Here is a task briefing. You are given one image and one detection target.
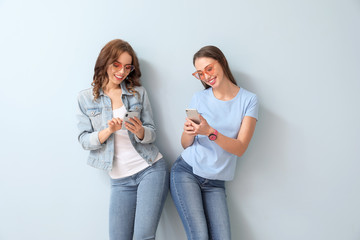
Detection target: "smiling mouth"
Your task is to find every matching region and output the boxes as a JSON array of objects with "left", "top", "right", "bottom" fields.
[
  {"left": 114, "top": 74, "right": 124, "bottom": 81},
  {"left": 207, "top": 77, "right": 216, "bottom": 85}
]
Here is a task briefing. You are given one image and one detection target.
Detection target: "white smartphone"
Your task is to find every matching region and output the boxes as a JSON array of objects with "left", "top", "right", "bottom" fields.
[
  {"left": 186, "top": 109, "right": 201, "bottom": 124},
  {"left": 122, "top": 111, "right": 140, "bottom": 130}
]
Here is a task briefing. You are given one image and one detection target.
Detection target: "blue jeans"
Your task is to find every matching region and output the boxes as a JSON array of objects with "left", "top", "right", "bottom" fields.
[
  {"left": 109, "top": 158, "right": 169, "bottom": 240},
  {"left": 170, "top": 156, "right": 231, "bottom": 240}
]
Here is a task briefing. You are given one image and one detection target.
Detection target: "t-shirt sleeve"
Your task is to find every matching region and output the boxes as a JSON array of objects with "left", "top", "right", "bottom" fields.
[{"left": 245, "top": 94, "right": 259, "bottom": 120}]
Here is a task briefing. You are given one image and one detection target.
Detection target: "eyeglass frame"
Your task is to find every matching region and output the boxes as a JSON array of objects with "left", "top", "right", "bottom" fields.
[
  {"left": 111, "top": 61, "right": 135, "bottom": 73},
  {"left": 192, "top": 61, "right": 217, "bottom": 80}
]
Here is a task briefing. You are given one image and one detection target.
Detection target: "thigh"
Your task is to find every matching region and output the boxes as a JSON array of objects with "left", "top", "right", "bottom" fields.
[
  {"left": 109, "top": 177, "right": 137, "bottom": 240},
  {"left": 170, "top": 157, "right": 209, "bottom": 240},
  {"left": 134, "top": 159, "right": 169, "bottom": 240},
  {"left": 202, "top": 181, "right": 231, "bottom": 240}
]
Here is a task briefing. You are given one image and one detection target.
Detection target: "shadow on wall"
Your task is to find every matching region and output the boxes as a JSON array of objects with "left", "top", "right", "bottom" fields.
[
  {"left": 227, "top": 105, "right": 290, "bottom": 240},
  {"left": 226, "top": 67, "right": 306, "bottom": 238},
  {"left": 225, "top": 71, "right": 291, "bottom": 239},
  {"left": 139, "top": 58, "right": 184, "bottom": 163}
]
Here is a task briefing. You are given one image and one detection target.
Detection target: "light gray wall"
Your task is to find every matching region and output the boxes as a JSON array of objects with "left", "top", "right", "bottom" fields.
[{"left": 1, "top": 0, "right": 359, "bottom": 239}]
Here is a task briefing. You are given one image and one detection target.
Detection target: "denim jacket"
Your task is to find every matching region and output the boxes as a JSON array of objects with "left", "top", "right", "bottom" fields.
[{"left": 77, "top": 81, "right": 159, "bottom": 171}]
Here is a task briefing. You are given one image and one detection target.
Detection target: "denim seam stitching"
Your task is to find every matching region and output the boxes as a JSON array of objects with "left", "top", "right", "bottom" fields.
[{"left": 171, "top": 168, "right": 195, "bottom": 240}]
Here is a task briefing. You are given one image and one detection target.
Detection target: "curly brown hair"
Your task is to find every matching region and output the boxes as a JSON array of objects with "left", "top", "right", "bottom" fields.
[
  {"left": 92, "top": 39, "right": 142, "bottom": 100},
  {"left": 193, "top": 46, "right": 237, "bottom": 89}
]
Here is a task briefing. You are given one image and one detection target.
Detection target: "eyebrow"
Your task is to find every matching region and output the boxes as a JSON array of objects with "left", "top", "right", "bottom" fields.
[
  {"left": 114, "top": 61, "right": 132, "bottom": 65},
  {"left": 196, "top": 63, "right": 213, "bottom": 71}
]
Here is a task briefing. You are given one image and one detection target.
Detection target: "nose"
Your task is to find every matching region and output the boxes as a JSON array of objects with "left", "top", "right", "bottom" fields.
[
  {"left": 204, "top": 72, "right": 211, "bottom": 81},
  {"left": 117, "top": 67, "right": 125, "bottom": 74}
]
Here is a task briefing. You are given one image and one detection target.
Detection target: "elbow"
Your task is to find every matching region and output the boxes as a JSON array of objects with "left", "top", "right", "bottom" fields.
[
  {"left": 235, "top": 145, "right": 250, "bottom": 157},
  {"left": 81, "top": 142, "right": 102, "bottom": 151},
  {"left": 81, "top": 143, "right": 92, "bottom": 151},
  {"left": 78, "top": 134, "right": 102, "bottom": 151},
  {"left": 234, "top": 145, "right": 247, "bottom": 157},
  {"left": 78, "top": 135, "right": 90, "bottom": 150},
  {"left": 181, "top": 142, "right": 189, "bottom": 149},
  {"left": 79, "top": 141, "right": 93, "bottom": 150},
  {"left": 235, "top": 151, "right": 245, "bottom": 157},
  {"left": 234, "top": 141, "right": 249, "bottom": 157},
  {"left": 181, "top": 139, "right": 194, "bottom": 149}
]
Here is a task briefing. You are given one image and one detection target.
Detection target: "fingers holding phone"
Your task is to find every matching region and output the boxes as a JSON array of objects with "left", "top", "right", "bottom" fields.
[
  {"left": 121, "top": 112, "right": 140, "bottom": 130},
  {"left": 184, "top": 109, "right": 213, "bottom": 136},
  {"left": 125, "top": 116, "right": 142, "bottom": 131},
  {"left": 123, "top": 114, "right": 144, "bottom": 140},
  {"left": 183, "top": 119, "right": 195, "bottom": 136},
  {"left": 195, "top": 115, "right": 212, "bottom": 136},
  {"left": 184, "top": 109, "right": 200, "bottom": 136}
]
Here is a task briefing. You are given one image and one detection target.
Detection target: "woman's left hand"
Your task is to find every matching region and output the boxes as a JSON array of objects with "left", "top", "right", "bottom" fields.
[
  {"left": 125, "top": 116, "right": 145, "bottom": 140},
  {"left": 191, "top": 115, "right": 213, "bottom": 136}
]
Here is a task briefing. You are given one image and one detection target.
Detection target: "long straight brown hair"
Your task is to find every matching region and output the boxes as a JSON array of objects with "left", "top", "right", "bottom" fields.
[
  {"left": 193, "top": 46, "right": 237, "bottom": 89},
  {"left": 92, "top": 39, "right": 141, "bottom": 100}
]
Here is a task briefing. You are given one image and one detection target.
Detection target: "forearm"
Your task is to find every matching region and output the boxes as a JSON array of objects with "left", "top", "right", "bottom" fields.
[
  {"left": 214, "top": 132, "right": 249, "bottom": 157},
  {"left": 181, "top": 131, "right": 195, "bottom": 149},
  {"left": 211, "top": 116, "right": 256, "bottom": 157},
  {"left": 98, "top": 128, "right": 113, "bottom": 144}
]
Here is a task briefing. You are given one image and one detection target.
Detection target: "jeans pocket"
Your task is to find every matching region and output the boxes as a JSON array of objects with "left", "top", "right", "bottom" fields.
[
  {"left": 172, "top": 156, "right": 183, "bottom": 170},
  {"left": 172, "top": 156, "right": 193, "bottom": 175},
  {"left": 111, "top": 176, "right": 133, "bottom": 186}
]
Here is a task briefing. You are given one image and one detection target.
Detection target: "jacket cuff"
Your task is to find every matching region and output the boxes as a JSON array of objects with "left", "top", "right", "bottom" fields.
[
  {"left": 134, "top": 127, "right": 153, "bottom": 143},
  {"left": 89, "top": 131, "right": 102, "bottom": 146}
]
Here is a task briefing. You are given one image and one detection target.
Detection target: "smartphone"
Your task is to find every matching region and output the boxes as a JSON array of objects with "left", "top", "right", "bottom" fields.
[
  {"left": 186, "top": 109, "right": 201, "bottom": 124},
  {"left": 122, "top": 111, "right": 140, "bottom": 130}
]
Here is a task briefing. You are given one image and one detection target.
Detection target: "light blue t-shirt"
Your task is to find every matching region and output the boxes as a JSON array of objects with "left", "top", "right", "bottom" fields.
[{"left": 181, "top": 87, "right": 259, "bottom": 181}]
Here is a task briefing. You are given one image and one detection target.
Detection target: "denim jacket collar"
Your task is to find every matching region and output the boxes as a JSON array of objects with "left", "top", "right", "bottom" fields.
[{"left": 120, "top": 81, "right": 133, "bottom": 95}]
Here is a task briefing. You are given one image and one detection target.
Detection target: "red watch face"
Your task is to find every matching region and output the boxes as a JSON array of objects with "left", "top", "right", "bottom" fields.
[{"left": 209, "top": 134, "right": 217, "bottom": 141}]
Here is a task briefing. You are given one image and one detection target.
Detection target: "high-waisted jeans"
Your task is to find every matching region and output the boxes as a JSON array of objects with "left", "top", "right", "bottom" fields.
[
  {"left": 170, "top": 156, "right": 231, "bottom": 240},
  {"left": 109, "top": 158, "right": 169, "bottom": 240}
]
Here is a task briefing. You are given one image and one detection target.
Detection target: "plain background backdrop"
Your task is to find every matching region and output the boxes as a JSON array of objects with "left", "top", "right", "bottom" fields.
[{"left": 1, "top": 0, "right": 359, "bottom": 239}]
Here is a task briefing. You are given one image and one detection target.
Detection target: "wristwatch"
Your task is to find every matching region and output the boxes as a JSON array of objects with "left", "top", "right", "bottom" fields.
[{"left": 208, "top": 129, "right": 218, "bottom": 141}]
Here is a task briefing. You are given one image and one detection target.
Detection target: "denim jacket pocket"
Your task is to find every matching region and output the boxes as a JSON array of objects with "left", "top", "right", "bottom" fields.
[
  {"left": 128, "top": 103, "right": 142, "bottom": 112},
  {"left": 87, "top": 108, "right": 102, "bottom": 130}
]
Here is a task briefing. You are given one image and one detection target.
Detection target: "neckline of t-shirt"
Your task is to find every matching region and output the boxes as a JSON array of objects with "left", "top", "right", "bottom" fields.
[
  {"left": 208, "top": 87, "right": 242, "bottom": 103},
  {"left": 112, "top": 105, "right": 125, "bottom": 112}
]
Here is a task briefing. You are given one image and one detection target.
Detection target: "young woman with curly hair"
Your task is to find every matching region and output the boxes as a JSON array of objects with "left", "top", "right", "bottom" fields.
[{"left": 77, "top": 39, "right": 169, "bottom": 240}]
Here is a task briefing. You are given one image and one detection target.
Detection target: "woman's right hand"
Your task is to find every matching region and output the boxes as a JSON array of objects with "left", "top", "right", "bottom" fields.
[
  {"left": 107, "top": 117, "right": 123, "bottom": 133},
  {"left": 181, "top": 118, "right": 197, "bottom": 149},
  {"left": 183, "top": 118, "right": 198, "bottom": 136}
]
